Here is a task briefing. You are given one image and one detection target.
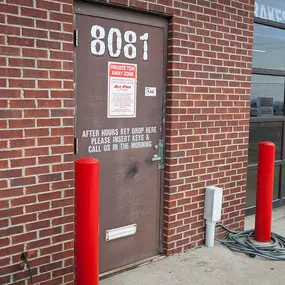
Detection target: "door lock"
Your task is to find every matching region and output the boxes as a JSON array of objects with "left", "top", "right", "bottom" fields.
[{"left": 151, "top": 140, "right": 164, "bottom": 169}]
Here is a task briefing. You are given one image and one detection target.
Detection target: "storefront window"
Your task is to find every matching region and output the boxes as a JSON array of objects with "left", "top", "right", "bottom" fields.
[
  {"left": 247, "top": 1, "right": 285, "bottom": 210},
  {"left": 248, "top": 122, "right": 282, "bottom": 165},
  {"left": 246, "top": 167, "right": 280, "bottom": 207},
  {"left": 250, "top": 75, "right": 284, "bottom": 117},
  {"left": 253, "top": 24, "right": 285, "bottom": 71}
]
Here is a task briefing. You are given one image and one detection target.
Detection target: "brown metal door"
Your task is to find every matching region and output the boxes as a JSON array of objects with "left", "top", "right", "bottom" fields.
[{"left": 75, "top": 2, "right": 167, "bottom": 273}]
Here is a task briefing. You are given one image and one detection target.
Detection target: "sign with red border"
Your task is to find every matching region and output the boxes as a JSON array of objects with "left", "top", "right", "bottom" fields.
[{"left": 107, "top": 62, "right": 137, "bottom": 118}]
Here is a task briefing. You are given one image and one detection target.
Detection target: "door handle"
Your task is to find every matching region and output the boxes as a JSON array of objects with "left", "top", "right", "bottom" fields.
[
  {"left": 151, "top": 140, "right": 164, "bottom": 169},
  {"left": 152, "top": 154, "right": 161, "bottom": 161}
]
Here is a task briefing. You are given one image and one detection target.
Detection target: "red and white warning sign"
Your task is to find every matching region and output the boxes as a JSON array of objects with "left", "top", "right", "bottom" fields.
[{"left": 107, "top": 62, "right": 137, "bottom": 118}]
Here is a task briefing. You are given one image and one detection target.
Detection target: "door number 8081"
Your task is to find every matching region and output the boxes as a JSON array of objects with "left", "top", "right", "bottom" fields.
[{"left": 90, "top": 25, "right": 149, "bottom": 61}]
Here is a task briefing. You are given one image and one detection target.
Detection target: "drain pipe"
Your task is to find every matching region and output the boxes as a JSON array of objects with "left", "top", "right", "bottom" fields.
[{"left": 204, "top": 186, "right": 223, "bottom": 248}]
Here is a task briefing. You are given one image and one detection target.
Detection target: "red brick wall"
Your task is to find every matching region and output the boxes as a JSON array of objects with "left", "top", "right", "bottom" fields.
[
  {"left": 0, "top": 0, "right": 254, "bottom": 284},
  {"left": 0, "top": 0, "right": 75, "bottom": 284},
  {"left": 103, "top": 0, "right": 254, "bottom": 254}
]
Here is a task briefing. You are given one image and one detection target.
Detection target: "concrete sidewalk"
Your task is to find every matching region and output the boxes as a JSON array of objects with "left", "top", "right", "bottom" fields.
[{"left": 101, "top": 206, "right": 285, "bottom": 285}]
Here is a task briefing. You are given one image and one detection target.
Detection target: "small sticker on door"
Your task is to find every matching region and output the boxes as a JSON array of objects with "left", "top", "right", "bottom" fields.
[{"left": 145, "top": 87, "right": 156, "bottom": 97}]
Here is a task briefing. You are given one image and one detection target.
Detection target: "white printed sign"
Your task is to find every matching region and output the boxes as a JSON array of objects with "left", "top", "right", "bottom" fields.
[
  {"left": 82, "top": 126, "right": 157, "bottom": 153},
  {"left": 108, "top": 62, "right": 137, "bottom": 118},
  {"left": 145, "top": 87, "right": 156, "bottom": 97}
]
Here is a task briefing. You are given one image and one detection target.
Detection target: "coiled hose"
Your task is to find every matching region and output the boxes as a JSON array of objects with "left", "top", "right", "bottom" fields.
[{"left": 215, "top": 224, "right": 285, "bottom": 260}]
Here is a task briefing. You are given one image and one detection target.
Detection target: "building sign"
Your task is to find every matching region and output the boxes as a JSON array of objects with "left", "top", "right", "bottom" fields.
[
  {"left": 107, "top": 62, "right": 137, "bottom": 118},
  {"left": 255, "top": 0, "right": 285, "bottom": 23}
]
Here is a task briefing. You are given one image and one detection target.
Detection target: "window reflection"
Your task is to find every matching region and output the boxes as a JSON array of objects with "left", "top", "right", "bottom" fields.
[
  {"left": 246, "top": 167, "right": 280, "bottom": 208},
  {"left": 248, "top": 122, "right": 282, "bottom": 165},
  {"left": 253, "top": 23, "right": 285, "bottom": 70},
  {"left": 250, "top": 75, "right": 284, "bottom": 117}
]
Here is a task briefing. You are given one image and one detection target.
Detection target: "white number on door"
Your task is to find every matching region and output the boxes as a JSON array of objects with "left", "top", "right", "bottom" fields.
[
  {"left": 90, "top": 25, "right": 106, "bottom": 56},
  {"left": 90, "top": 25, "right": 148, "bottom": 61},
  {"left": 139, "top": 33, "right": 149, "bottom": 61},
  {"left": 124, "top": 30, "right": 137, "bottom": 59},
  {"left": 107, "top": 28, "right": 122, "bottom": 58}
]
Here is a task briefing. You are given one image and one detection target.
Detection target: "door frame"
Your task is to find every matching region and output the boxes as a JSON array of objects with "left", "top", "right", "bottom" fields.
[{"left": 74, "top": 0, "right": 169, "bottom": 259}]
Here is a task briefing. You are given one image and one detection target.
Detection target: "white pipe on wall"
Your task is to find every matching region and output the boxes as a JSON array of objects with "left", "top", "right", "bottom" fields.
[
  {"left": 204, "top": 186, "right": 223, "bottom": 248},
  {"left": 205, "top": 220, "right": 216, "bottom": 248}
]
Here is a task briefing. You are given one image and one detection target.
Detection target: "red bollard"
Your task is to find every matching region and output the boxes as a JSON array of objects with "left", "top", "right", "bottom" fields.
[
  {"left": 75, "top": 158, "right": 99, "bottom": 285},
  {"left": 254, "top": 142, "right": 275, "bottom": 242}
]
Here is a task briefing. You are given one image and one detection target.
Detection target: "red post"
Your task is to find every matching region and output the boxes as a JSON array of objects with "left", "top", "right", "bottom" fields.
[
  {"left": 75, "top": 158, "right": 99, "bottom": 285},
  {"left": 254, "top": 142, "right": 275, "bottom": 242}
]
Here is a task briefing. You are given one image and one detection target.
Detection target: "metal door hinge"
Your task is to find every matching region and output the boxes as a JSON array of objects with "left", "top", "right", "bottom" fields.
[
  {"left": 74, "top": 137, "right": 78, "bottom": 154},
  {"left": 74, "top": 29, "right": 79, "bottom": 47}
]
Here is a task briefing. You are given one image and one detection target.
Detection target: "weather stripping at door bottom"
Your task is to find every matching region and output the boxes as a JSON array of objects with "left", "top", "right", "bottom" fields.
[{"left": 106, "top": 224, "right": 137, "bottom": 241}]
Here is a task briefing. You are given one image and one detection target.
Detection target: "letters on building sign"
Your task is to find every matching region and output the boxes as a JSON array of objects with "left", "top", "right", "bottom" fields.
[{"left": 255, "top": 0, "right": 285, "bottom": 23}]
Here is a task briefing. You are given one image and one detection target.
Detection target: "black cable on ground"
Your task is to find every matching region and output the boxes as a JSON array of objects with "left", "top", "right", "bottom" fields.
[
  {"left": 20, "top": 252, "right": 33, "bottom": 284},
  {"left": 215, "top": 224, "right": 285, "bottom": 260}
]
